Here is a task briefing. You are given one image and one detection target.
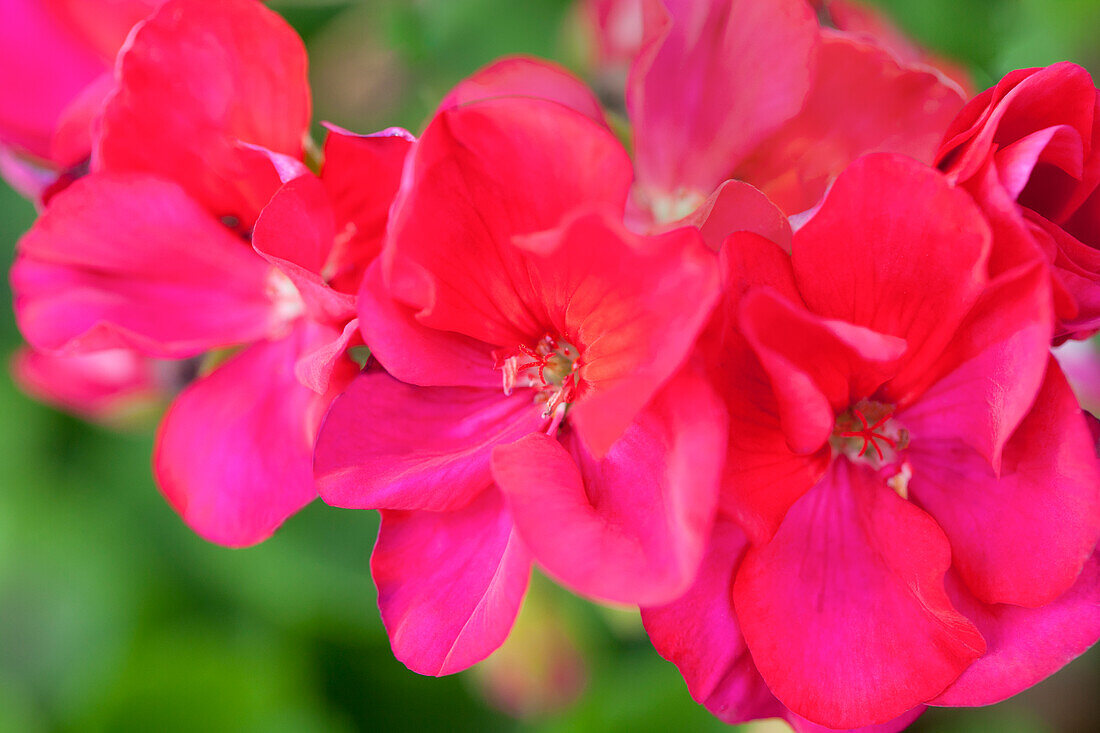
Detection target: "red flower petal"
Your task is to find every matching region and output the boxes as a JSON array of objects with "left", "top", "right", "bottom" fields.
[
  {"left": 641, "top": 519, "right": 785, "bottom": 724},
  {"left": 519, "top": 212, "right": 719, "bottom": 455},
  {"left": 791, "top": 154, "right": 991, "bottom": 396},
  {"left": 320, "top": 125, "right": 414, "bottom": 293},
  {"left": 739, "top": 287, "right": 907, "bottom": 454},
  {"left": 383, "top": 97, "right": 632, "bottom": 346},
  {"left": 95, "top": 0, "right": 310, "bottom": 224},
  {"left": 735, "top": 461, "right": 985, "bottom": 728}
]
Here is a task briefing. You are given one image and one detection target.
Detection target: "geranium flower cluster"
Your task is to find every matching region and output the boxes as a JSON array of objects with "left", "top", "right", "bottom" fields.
[{"left": 3, "top": 0, "right": 1098, "bottom": 730}]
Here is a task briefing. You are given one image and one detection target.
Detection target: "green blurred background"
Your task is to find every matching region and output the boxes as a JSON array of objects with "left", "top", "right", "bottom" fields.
[{"left": 1, "top": 1, "right": 1097, "bottom": 731}]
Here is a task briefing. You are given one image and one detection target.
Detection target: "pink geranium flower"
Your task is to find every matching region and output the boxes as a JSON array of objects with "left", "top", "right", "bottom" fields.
[
  {"left": 936, "top": 62, "right": 1100, "bottom": 341},
  {"left": 643, "top": 154, "right": 1100, "bottom": 730},
  {"left": 313, "top": 94, "right": 727, "bottom": 675},
  {"left": 11, "top": 0, "right": 410, "bottom": 546}
]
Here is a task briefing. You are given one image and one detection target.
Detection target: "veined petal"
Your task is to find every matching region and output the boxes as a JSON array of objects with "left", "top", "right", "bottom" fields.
[
  {"left": 735, "top": 461, "right": 985, "bottom": 728},
  {"left": 933, "top": 552, "right": 1100, "bottom": 707},
  {"left": 739, "top": 288, "right": 907, "bottom": 454},
  {"left": 893, "top": 262, "right": 1052, "bottom": 469},
  {"left": 519, "top": 211, "right": 720, "bottom": 455},
  {"left": 357, "top": 261, "right": 500, "bottom": 389},
  {"left": 314, "top": 371, "right": 544, "bottom": 512},
  {"left": 640, "top": 519, "right": 785, "bottom": 724},
  {"left": 905, "top": 359, "right": 1100, "bottom": 608}
]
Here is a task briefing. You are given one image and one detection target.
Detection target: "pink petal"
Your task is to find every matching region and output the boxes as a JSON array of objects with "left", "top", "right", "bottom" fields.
[
  {"left": 439, "top": 56, "right": 607, "bottom": 127},
  {"left": 933, "top": 551, "right": 1100, "bottom": 707},
  {"left": 671, "top": 179, "right": 793, "bottom": 252},
  {"left": 714, "top": 230, "right": 803, "bottom": 314},
  {"left": 787, "top": 706, "right": 926, "bottom": 733},
  {"left": 706, "top": 233, "right": 829, "bottom": 543},
  {"left": 893, "top": 262, "right": 1053, "bottom": 470},
  {"left": 314, "top": 372, "right": 544, "bottom": 512},
  {"left": 320, "top": 124, "right": 414, "bottom": 293},
  {"left": 293, "top": 319, "right": 360, "bottom": 396},
  {"left": 42, "top": 0, "right": 159, "bottom": 60},
  {"left": 791, "top": 154, "right": 991, "bottom": 396},
  {"left": 643, "top": 516, "right": 930, "bottom": 733},
  {"left": 254, "top": 172, "right": 332, "bottom": 274},
  {"left": 12, "top": 174, "right": 278, "bottom": 358},
  {"left": 382, "top": 96, "right": 632, "bottom": 347},
  {"left": 734, "top": 461, "right": 985, "bottom": 728},
  {"left": 737, "top": 33, "right": 965, "bottom": 215},
  {"left": 50, "top": 71, "right": 115, "bottom": 169},
  {"left": 964, "top": 159, "right": 1056, "bottom": 284},
  {"left": 517, "top": 211, "right": 720, "bottom": 456},
  {"left": 372, "top": 490, "right": 532, "bottom": 675},
  {"left": 905, "top": 359, "right": 1100, "bottom": 608},
  {"left": 1036, "top": 209, "right": 1100, "bottom": 340},
  {"left": 492, "top": 368, "right": 726, "bottom": 606},
  {"left": 153, "top": 331, "right": 322, "bottom": 547},
  {"left": 0, "top": 0, "right": 106, "bottom": 161},
  {"left": 251, "top": 172, "right": 356, "bottom": 325},
  {"left": 94, "top": 0, "right": 310, "bottom": 224},
  {"left": 581, "top": 0, "right": 646, "bottom": 67},
  {"left": 357, "top": 261, "right": 499, "bottom": 389},
  {"left": 994, "top": 125, "right": 1086, "bottom": 200},
  {"left": 640, "top": 519, "right": 785, "bottom": 724},
  {"left": 11, "top": 346, "right": 159, "bottom": 422},
  {"left": 628, "top": 0, "right": 819, "bottom": 200},
  {"left": 716, "top": 331, "right": 832, "bottom": 544}
]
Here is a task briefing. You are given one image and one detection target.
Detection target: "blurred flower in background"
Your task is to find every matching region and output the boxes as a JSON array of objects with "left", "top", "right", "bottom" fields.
[{"left": 0, "top": 1, "right": 1097, "bottom": 732}]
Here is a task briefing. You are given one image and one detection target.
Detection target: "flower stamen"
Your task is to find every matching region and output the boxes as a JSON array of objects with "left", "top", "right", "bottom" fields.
[
  {"left": 831, "top": 401, "right": 909, "bottom": 467},
  {"left": 494, "top": 334, "right": 581, "bottom": 420}
]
